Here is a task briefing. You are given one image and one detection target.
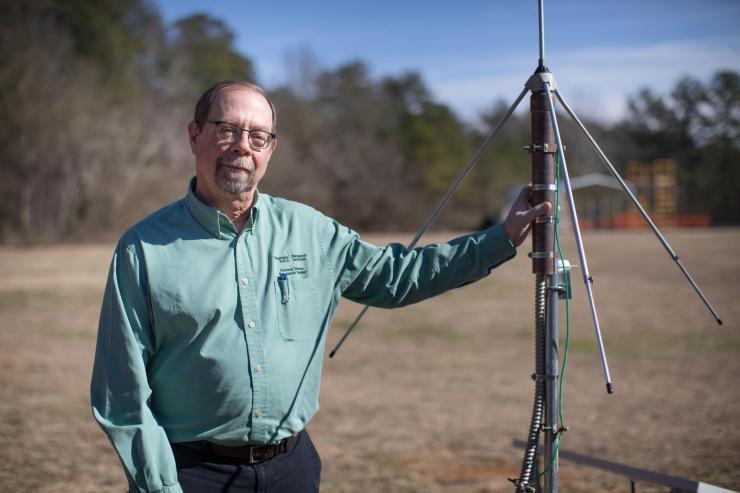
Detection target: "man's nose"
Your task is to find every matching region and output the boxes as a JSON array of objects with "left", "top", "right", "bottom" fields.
[{"left": 230, "top": 131, "right": 252, "bottom": 155}]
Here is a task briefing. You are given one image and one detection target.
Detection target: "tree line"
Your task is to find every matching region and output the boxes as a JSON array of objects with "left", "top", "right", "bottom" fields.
[{"left": 0, "top": 0, "right": 737, "bottom": 243}]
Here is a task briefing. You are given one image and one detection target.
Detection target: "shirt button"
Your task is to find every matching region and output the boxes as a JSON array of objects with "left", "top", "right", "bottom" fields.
[
  {"left": 247, "top": 321, "right": 256, "bottom": 329},
  {"left": 255, "top": 410, "right": 262, "bottom": 417},
  {"left": 241, "top": 278, "right": 249, "bottom": 286},
  {"left": 255, "top": 364, "right": 262, "bottom": 373}
]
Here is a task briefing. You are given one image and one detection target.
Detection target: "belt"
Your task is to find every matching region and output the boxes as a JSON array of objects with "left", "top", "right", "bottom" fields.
[{"left": 176, "top": 432, "right": 301, "bottom": 464}]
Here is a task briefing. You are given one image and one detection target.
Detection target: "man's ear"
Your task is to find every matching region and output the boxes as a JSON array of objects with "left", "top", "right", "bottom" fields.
[{"left": 187, "top": 121, "right": 200, "bottom": 154}]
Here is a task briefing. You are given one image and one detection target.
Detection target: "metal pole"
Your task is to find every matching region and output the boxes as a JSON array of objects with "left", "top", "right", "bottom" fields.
[
  {"left": 538, "top": 0, "right": 546, "bottom": 69},
  {"left": 513, "top": 80, "right": 559, "bottom": 493},
  {"left": 554, "top": 90, "right": 723, "bottom": 326},
  {"left": 544, "top": 272, "right": 559, "bottom": 493},
  {"left": 329, "top": 86, "right": 530, "bottom": 358},
  {"left": 542, "top": 81, "right": 614, "bottom": 393},
  {"left": 531, "top": 83, "right": 558, "bottom": 493}
]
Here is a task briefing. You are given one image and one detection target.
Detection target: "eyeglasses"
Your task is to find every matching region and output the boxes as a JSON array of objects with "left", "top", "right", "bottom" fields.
[{"left": 203, "top": 120, "right": 276, "bottom": 150}]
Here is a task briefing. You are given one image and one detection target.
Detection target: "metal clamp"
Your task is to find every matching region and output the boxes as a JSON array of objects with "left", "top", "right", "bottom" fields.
[
  {"left": 541, "top": 425, "right": 569, "bottom": 436},
  {"left": 523, "top": 143, "right": 563, "bottom": 154},
  {"left": 531, "top": 372, "right": 557, "bottom": 381},
  {"left": 535, "top": 216, "right": 556, "bottom": 223},
  {"left": 508, "top": 478, "right": 537, "bottom": 493},
  {"left": 531, "top": 183, "right": 558, "bottom": 192},
  {"left": 528, "top": 251, "right": 555, "bottom": 259},
  {"left": 552, "top": 259, "right": 573, "bottom": 299},
  {"left": 546, "top": 283, "right": 566, "bottom": 294}
]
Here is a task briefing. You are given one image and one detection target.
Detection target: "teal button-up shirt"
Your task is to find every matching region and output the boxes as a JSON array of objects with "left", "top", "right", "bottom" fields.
[{"left": 91, "top": 180, "right": 516, "bottom": 493}]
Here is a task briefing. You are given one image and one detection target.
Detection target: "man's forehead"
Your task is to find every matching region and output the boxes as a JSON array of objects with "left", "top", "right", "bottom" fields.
[{"left": 209, "top": 87, "right": 271, "bottom": 118}]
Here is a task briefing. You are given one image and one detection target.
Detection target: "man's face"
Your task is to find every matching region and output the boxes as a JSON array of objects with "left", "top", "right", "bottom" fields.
[{"left": 188, "top": 87, "right": 276, "bottom": 200}]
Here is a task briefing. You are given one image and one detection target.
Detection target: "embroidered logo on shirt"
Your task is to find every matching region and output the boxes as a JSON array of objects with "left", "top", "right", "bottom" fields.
[{"left": 274, "top": 252, "right": 308, "bottom": 276}]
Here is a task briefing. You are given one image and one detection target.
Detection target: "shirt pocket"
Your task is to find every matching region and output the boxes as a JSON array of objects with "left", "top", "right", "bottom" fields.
[{"left": 273, "top": 276, "right": 320, "bottom": 341}]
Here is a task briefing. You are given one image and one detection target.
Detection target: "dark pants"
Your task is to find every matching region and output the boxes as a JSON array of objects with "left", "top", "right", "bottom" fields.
[{"left": 171, "top": 431, "right": 321, "bottom": 493}]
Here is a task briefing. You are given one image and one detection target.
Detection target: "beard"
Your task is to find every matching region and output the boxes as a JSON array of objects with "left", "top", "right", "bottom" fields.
[{"left": 214, "top": 155, "right": 255, "bottom": 195}]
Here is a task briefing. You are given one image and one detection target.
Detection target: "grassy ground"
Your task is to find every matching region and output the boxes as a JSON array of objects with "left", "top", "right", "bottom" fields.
[{"left": 1, "top": 229, "right": 738, "bottom": 492}]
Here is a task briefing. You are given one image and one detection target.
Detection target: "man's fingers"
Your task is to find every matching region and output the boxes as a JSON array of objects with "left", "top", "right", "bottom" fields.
[
  {"left": 523, "top": 201, "right": 552, "bottom": 222},
  {"left": 504, "top": 188, "right": 552, "bottom": 247}
]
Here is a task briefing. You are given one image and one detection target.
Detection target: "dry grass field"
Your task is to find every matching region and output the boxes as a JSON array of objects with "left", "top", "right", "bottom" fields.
[{"left": 1, "top": 228, "right": 739, "bottom": 492}]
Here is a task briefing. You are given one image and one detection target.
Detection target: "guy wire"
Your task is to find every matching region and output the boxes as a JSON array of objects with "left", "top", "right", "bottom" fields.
[{"left": 329, "top": 87, "right": 530, "bottom": 358}]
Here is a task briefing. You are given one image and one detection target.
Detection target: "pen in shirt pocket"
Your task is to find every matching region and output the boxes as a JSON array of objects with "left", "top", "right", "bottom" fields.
[{"left": 278, "top": 273, "right": 290, "bottom": 304}]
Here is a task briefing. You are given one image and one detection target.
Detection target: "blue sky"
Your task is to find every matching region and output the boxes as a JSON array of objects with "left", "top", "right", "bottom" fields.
[{"left": 154, "top": 0, "right": 740, "bottom": 124}]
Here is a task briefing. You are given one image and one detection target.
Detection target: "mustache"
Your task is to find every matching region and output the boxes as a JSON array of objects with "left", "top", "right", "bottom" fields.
[{"left": 216, "top": 155, "right": 253, "bottom": 171}]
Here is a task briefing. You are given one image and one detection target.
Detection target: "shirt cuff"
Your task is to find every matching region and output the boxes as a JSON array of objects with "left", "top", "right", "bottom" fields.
[
  {"left": 476, "top": 223, "right": 517, "bottom": 268},
  {"left": 147, "top": 482, "right": 183, "bottom": 493}
]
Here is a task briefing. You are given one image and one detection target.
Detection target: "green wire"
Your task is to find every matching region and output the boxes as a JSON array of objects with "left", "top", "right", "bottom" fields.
[
  {"left": 554, "top": 151, "right": 571, "bottom": 453},
  {"left": 537, "top": 152, "right": 571, "bottom": 480}
]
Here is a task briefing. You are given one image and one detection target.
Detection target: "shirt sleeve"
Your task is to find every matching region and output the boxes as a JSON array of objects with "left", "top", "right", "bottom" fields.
[
  {"left": 325, "top": 219, "right": 517, "bottom": 307},
  {"left": 90, "top": 237, "right": 183, "bottom": 493}
]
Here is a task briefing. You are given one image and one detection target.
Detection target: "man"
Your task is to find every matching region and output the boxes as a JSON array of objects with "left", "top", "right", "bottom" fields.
[{"left": 91, "top": 80, "right": 550, "bottom": 493}]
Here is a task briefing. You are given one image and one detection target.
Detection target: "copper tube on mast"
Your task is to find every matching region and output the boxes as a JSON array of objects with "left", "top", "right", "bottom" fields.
[{"left": 529, "top": 88, "right": 557, "bottom": 275}]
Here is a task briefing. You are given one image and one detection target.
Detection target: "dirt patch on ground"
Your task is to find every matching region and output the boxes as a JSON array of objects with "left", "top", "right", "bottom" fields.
[{"left": 1, "top": 229, "right": 738, "bottom": 492}]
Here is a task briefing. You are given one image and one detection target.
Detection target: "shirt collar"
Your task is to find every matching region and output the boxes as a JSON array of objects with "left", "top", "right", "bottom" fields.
[{"left": 185, "top": 177, "right": 261, "bottom": 238}]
